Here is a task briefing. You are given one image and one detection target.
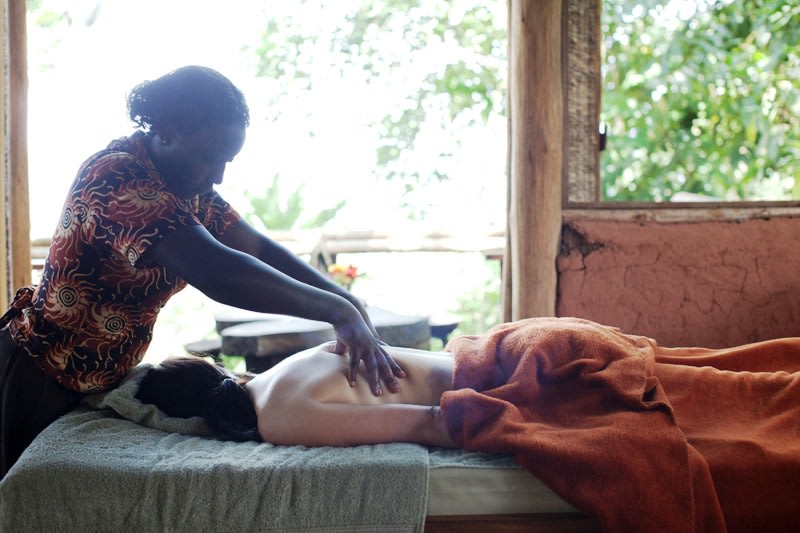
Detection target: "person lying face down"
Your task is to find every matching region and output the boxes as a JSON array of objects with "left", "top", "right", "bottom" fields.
[{"left": 136, "top": 342, "right": 456, "bottom": 448}]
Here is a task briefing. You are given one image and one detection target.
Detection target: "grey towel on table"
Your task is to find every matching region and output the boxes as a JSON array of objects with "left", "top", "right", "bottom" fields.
[{"left": 0, "top": 365, "right": 429, "bottom": 533}]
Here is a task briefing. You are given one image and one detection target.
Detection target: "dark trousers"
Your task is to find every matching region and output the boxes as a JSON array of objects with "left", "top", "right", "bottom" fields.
[{"left": 0, "top": 327, "right": 81, "bottom": 478}]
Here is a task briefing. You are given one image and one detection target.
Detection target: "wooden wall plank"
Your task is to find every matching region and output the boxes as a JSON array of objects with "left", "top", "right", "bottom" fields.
[
  {"left": 1, "top": 0, "right": 9, "bottom": 309},
  {"left": 8, "top": 0, "right": 29, "bottom": 292},
  {"left": 506, "top": 0, "right": 563, "bottom": 319},
  {"left": 564, "top": 0, "right": 601, "bottom": 203}
]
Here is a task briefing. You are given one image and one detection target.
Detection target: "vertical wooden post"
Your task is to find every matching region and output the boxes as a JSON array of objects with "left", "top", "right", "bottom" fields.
[
  {"left": 8, "top": 0, "right": 29, "bottom": 293},
  {"left": 504, "top": 0, "right": 563, "bottom": 320},
  {"left": 0, "top": 0, "right": 9, "bottom": 309},
  {"left": 563, "top": 0, "right": 601, "bottom": 203}
]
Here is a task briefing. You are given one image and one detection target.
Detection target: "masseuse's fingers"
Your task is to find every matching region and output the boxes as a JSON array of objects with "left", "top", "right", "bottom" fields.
[
  {"left": 347, "top": 346, "right": 381, "bottom": 395},
  {"left": 382, "top": 346, "right": 406, "bottom": 379},
  {"left": 345, "top": 341, "right": 402, "bottom": 396},
  {"left": 347, "top": 344, "right": 362, "bottom": 386},
  {"left": 335, "top": 315, "right": 405, "bottom": 396},
  {"left": 333, "top": 336, "right": 347, "bottom": 355},
  {"left": 371, "top": 345, "right": 404, "bottom": 394}
]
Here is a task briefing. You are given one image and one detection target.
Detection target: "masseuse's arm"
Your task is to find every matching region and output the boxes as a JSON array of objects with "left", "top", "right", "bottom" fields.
[
  {"left": 148, "top": 223, "right": 402, "bottom": 395},
  {"left": 260, "top": 401, "right": 456, "bottom": 448},
  {"left": 219, "top": 220, "right": 378, "bottom": 333},
  {"left": 218, "top": 219, "right": 405, "bottom": 387}
]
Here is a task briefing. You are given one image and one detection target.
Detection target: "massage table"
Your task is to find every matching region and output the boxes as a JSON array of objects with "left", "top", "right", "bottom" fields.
[
  {"left": 8, "top": 316, "right": 794, "bottom": 532},
  {"left": 0, "top": 365, "right": 599, "bottom": 533}
]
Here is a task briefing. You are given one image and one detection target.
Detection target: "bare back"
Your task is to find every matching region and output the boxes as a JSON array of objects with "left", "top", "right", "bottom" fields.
[{"left": 245, "top": 342, "right": 455, "bottom": 447}]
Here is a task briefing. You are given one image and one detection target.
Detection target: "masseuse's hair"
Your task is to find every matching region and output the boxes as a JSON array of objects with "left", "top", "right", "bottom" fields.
[
  {"left": 127, "top": 65, "right": 250, "bottom": 134},
  {"left": 136, "top": 357, "right": 261, "bottom": 442}
]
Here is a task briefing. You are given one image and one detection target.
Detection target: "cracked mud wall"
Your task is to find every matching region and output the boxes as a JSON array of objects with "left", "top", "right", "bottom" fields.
[{"left": 557, "top": 217, "right": 800, "bottom": 347}]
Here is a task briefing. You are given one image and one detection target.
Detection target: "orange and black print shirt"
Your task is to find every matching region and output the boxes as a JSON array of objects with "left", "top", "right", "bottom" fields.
[{"left": 8, "top": 131, "right": 240, "bottom": 393}]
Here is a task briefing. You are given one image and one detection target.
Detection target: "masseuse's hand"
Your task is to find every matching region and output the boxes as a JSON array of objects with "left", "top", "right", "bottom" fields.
[{"left": 332, "top": 314, "right": 405, "bottom": 396}]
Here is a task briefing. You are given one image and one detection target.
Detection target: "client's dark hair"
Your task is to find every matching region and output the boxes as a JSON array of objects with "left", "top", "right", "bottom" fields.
[{"left": 136, "top": 357, "right": 261, "bottom": 442}]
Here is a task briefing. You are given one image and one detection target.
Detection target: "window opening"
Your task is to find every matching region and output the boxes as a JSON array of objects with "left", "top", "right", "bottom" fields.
[
  {"left": 601, "top": 0, "right": 800, "bottom": 202},
  {"left": 26, "top": 0, "right": 508, "bottom": 357}
]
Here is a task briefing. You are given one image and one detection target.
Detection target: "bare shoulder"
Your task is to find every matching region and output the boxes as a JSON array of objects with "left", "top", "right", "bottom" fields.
[{"left": 246, "top": 342, "right": 342, "bottom": 405}]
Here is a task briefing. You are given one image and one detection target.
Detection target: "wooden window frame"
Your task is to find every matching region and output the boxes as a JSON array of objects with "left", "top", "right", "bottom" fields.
[
  {"left": 562, "top": 0, "right": 800, "bottom": 216},
  {"left": 1, "top": 0, "right": 30, "bottom": 310}
]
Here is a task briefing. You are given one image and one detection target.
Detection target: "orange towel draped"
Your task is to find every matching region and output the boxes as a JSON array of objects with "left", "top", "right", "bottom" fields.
[{"left": 441, "top": 317, "right": 800, "bottom": 533}]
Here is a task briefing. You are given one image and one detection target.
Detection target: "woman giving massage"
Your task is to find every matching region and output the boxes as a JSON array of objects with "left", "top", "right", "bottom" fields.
[
  {"left": 0, "top": 65, "right": 403, "bottom": 477},
  {"left": 137, "top": 341, "right": 456, "bottom": 448}
]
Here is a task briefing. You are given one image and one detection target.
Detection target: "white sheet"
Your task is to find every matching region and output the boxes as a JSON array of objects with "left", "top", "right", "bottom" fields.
[{"left": 427, "top": 449, "right": 578, "bottom": 516}]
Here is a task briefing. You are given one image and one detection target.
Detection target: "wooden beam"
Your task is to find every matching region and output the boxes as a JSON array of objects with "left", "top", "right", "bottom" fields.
[
  {"left": 563, "top": 0, "right": 601, "bottom": 203},
  {"left": 0, "top": 0, "right": 8, "bottom": 309},
  {"left": 8, "top": 0, "right": 29, "bottom": 291},
  {"left": 506, "top": 0, "right": 563, "bottom": 320}
]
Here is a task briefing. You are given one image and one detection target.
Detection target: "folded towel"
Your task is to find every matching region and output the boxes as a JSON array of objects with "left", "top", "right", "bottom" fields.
[
  {"left": 83, "top": 363, "right": 212, "bottom": 436},
  {"left": 0, "top": 363, "right": 429, "bottom": 532}
]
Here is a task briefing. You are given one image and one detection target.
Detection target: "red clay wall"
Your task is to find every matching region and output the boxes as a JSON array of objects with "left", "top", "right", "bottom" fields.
[{"left": 557, "top": 215, "right": 800, "bottom": 348}]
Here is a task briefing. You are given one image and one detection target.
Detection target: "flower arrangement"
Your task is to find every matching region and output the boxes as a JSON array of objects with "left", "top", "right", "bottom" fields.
[{"left": 327, "top": 263, "right": 363, "bottom": 291}]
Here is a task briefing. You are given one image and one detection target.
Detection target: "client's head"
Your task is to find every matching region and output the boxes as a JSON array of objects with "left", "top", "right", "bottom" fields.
[{"left": 136, "top": 356, "right": 261, "bottom": 442}]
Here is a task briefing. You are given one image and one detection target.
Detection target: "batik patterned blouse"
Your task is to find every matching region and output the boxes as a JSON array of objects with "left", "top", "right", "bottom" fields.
[{"left": 5, "top": 131, "right": 240, "bottom": 393}]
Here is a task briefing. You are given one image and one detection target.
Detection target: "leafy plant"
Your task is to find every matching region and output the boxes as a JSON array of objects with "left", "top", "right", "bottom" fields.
[
  {"left": 451, "top": 259, "right": 502, "bottom": 337},
  {"left": 244, "top": 175, "right": 345, "bottom": 230},
  {"left": 246, "top": 0, "right": 507, "bottom": 218},
  {"left": 602, "top": 0, "right": 800, "bottom": 201}
]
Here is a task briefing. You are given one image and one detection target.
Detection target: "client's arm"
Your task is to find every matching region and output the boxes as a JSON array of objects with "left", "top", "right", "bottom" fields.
[{"left": 260, "top": 401, "right": 456, "bottom": 448}]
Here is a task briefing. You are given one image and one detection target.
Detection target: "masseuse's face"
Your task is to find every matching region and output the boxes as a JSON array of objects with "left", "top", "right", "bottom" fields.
[{"left": 159, "top": 123, "right": 246, "bottom": 196}]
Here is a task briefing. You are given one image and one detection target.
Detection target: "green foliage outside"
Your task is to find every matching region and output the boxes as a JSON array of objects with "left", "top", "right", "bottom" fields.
[
  {"left": 247, "top": 0, "right": 507, "bottom": 219},
  {"left": 28, "top": 0, "right": 800, "bottom": 206},
  {"left": 450, "top": 259, "right": 502, "bottom": 336},
  {"left": 247, "top": 0, "right": 800, "bottom": 207},
  {"left": 244, "top": 176, "right": 345, "bottom": 231},
  {"left": 603, "top": 0, "right": 800, "bottom": 201},
  {"left": 241, "top": 0, "right": 507, "bottom": 343}
]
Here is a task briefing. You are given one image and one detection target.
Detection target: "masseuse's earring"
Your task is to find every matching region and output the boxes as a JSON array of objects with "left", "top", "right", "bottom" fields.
[{"left": 160, "top": 137, "right": 169, "bottom": 145}]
